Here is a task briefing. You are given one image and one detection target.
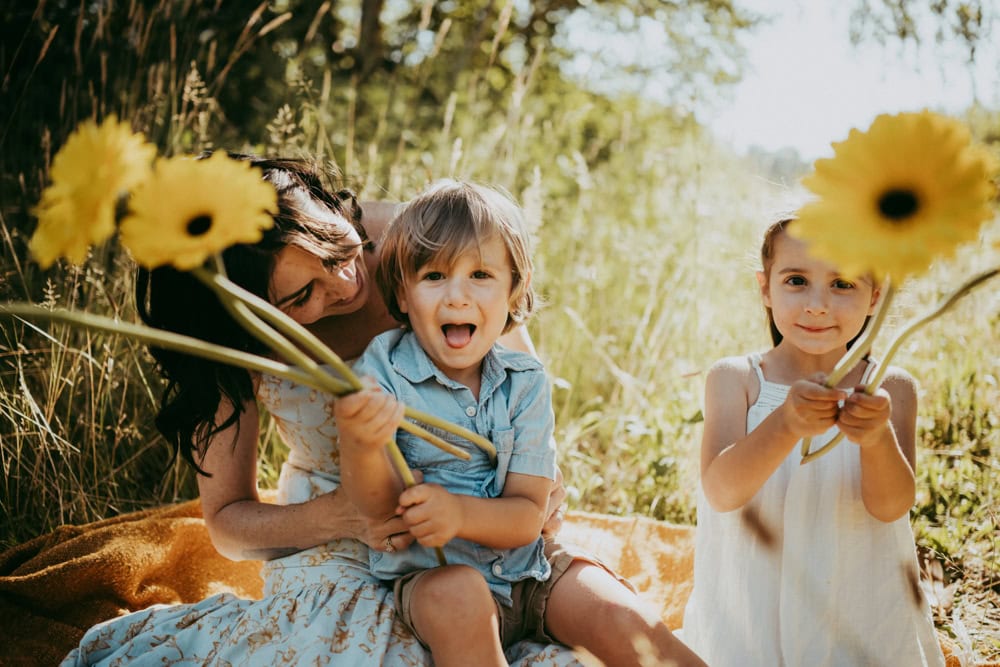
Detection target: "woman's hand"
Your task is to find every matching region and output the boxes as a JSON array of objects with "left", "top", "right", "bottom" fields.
[
  {"left": 324, "top": 474, "right": 422, "bottom": 553},
  {"left": 541, "top": 466, "right": 568, "bottom": 538}
]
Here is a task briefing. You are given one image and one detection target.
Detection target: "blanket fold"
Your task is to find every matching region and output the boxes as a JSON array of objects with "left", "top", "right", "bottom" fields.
[{"left": 0, "top": 502, "right": 971, "bottom": 666}]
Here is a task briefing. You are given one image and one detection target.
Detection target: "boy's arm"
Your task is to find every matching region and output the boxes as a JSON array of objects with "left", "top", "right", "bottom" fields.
[
  {"left": 844, "top": 367, "right": 917, "bottom": 522},
  {"left": 397, "top": 472, "right": 551, "bottom": 549},
  {"left": 336, "top": 383, "right": 407, "bottom": 519}
]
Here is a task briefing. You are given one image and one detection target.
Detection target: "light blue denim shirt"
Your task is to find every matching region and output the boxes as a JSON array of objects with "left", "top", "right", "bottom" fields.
[{"left": 354, "top": 328, "right": 557, "bottom": 606}]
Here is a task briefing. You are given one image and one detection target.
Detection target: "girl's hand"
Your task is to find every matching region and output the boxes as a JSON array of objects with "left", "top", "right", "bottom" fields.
[
  {"left": 782, "top": 374, "right": 846, "bottom": 438},
  {"left": 396, "top": 483, "right": 463, "bottom": 547},
  {"left": 837, "top": 386, "right": 893, "bottom": 449},
  {"left": 334, "top": 377, "right": 404, "bottom": 454}
]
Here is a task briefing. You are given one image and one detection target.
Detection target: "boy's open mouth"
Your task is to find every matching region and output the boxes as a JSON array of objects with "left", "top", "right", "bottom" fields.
[{"left": 442, "top": 323, "right": 475, "bottom": 348}]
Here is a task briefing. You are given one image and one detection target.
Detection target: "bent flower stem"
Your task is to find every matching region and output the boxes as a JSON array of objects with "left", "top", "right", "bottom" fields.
[{"left": 801, "top": 267, "right": 999, "bottom": 464}]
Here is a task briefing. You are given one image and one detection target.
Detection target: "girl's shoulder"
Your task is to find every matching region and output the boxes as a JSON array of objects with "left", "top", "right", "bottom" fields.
[
  {"left": 706, "top": 354, "right": 755, "bottom": 379},
  {"left": 873, "top": 363, "right": 918, "bottom": 399},
  {"left": 705, "top": 354, "right": 757, "bottom": 392}
]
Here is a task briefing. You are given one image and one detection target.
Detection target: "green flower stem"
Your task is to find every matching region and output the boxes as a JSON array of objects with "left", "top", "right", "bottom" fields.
[
  {"left": 865, "top": 267, "right": 999, "bottom": 391},
  {"left": 2, "top": 301, "right": 449, "bottom": 566},
  {"left": 801, "top": 267, "right": 999, "bottom": 465},
  {"left": 0, "top": 303, "right": 323, "bottom": 388},
  {"left": 800, "top": 280, "right": 895, "bottom": 463},
  {"left": 194, "top": 267, "right": 497, "bottom": 463}
]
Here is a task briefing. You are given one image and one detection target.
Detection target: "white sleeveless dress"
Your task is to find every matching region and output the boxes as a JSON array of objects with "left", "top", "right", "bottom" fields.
[
  {"left": 680, "top": 354, "right": 944, "bottom": 667},
  {"left": 62, "top": 368, "right": 583, "bottom": 666}
]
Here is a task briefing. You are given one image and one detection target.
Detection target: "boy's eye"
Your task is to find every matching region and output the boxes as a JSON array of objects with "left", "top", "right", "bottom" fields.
[
  {"left": 422, "top": 271, "right": 445, "bottom": 281},
  {"left": 785, "top": 275, "right": 806, "bottom": 286},
  {"left": 472, "top": 270, "right": 491, "bottom": 279},
  {"left": 832, "top": 279, "right": 855, "bottom": 290}
]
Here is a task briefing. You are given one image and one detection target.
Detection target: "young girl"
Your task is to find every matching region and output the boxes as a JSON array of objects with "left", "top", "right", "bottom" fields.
[
  {"left": 680, "top": 217, "right": 945, "bottom": 666},
  {"left": 336, "top": 180, "right": 706, "bottom": 667}
]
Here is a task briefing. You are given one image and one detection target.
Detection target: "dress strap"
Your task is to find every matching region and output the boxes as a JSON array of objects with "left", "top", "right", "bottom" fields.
[
  {"left": 860, "top": 356, "right": 880, "bottom": 385},
  {"left": 748, "top": 352, "right": 767, "bottom": 386}
]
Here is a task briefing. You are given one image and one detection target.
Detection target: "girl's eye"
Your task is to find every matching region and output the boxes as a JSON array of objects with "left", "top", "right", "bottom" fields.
[
  {"left": 422, "top": 271, "right": 445, "bottom": 281},
  {"left": 785, "top": 275, "right": 806, "bottom": 286},
  {"left": 832, "top": 279, "right": 855, "bottom": 290},
  {"left": 472, "top": 270, "right": 491, "bottom": 280}
]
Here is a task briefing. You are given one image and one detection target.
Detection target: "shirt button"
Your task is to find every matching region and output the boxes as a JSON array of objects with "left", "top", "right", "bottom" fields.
[
  {"left": 492, "top": 563, "right": 503, "bottom": 576},
  {"left": 465, "top": 406, "right": 477, "bottom": 417}
]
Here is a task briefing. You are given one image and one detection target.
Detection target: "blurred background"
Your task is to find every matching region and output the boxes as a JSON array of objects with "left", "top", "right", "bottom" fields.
[{"left": 1, "top": 0, "right": 998, "bottom": 658}]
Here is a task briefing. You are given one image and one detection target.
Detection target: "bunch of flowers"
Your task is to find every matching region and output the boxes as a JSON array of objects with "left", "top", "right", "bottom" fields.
[
  {"left": 6, "top": 116, "right": 495, "bottom": 562},
  {"left": 791, "top": 110, "right": 999, "bottom": 463}
]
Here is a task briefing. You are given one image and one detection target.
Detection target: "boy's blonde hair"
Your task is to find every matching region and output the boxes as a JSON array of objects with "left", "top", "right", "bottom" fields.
[{"left": 376, "top": 179, "right": 536, "bottom": 333}]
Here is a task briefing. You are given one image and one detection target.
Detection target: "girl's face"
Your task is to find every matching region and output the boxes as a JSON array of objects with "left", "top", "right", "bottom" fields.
[
  {"left": 757, "top": 232, "right": 878, "bottom": 358},
  {"left": 269, "top": 203, "right": 370, "bottom": 325},
  {"left": 397, "top": 235, "right": 514, "bottom": 389}
]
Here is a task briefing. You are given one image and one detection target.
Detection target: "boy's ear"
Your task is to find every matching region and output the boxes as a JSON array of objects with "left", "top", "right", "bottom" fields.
[
  {"left": 756, "top": 270, "right": 771, "bottom": 307},
  {"left": 396, "top": 287, "right": 409, "bottom": 314}
]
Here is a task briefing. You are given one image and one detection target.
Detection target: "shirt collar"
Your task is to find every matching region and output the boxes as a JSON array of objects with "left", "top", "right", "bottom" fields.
[{"left": 390, "top": 330, "right": 541, "bottom": 393}]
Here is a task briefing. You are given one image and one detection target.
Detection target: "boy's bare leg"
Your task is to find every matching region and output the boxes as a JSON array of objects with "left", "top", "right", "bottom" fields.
[
  {"left": 409, "top": 565, "right": 507, "bottom": 667},
  {"left": 544, "top": 561, "right": 707, "bottom": 667}
]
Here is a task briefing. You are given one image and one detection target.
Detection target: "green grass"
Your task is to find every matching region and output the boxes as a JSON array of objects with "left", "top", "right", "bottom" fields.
[{"left": 1, "top": 1, "right": 999, "bottom": 660}]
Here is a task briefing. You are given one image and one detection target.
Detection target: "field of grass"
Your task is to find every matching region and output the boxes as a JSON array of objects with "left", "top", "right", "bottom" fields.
[{"left": 1, "top": 1, "right": 998, "bottom": 660}]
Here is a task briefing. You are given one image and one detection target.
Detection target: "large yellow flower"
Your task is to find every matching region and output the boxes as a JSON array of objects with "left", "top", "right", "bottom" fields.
[
  {"left": 792, "top": 110, "right": 997, "bottom": 280},
  {"left": 120, "top": 152, "right": 278, "bottom": 269},
  {"left": 29, "top": 116, "right": 156, "bottom": 268}
]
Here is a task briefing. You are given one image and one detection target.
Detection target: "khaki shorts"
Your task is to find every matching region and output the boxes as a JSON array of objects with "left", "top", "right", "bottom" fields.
[{"left": 393, "top": 539, "right": 635, "bottom": 648}]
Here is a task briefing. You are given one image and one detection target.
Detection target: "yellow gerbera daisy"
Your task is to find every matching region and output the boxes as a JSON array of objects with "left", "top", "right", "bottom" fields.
[
  {"left": 120, "top": 152, "right": 278, "bottom": 270},
  {"left": 29, "top": 116, "right": 156, "bottom": 268},
  {"left": 792, "top": 110, "right": 997, "bottom": 280}
]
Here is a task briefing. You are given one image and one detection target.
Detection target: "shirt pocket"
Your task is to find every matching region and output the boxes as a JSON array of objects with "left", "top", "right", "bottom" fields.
[{"left": 397, "top": 423, "right": 485, "bottom": 473}]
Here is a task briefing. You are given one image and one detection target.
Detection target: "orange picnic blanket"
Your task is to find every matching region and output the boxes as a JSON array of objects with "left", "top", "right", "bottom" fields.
[{"left": 0, "top": 501, "right": 969, "bottom": 666}]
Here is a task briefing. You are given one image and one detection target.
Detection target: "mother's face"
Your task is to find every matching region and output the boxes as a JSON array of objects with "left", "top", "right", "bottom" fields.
[{"left": 268, "top": 200, "right": 371, "bottom": 325}]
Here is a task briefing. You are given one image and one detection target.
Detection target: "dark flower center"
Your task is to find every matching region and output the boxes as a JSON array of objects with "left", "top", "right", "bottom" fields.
[
  {"left": 186, "top": 215, "right": 212, "bottom": 236},
  {"left": 877, "top": 189, "right": 919, "bottom": 222}
]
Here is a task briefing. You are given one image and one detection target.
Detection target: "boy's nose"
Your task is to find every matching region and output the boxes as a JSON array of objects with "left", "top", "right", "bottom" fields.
[{"left": 444, "top": 279, "right": 471, "bottom": 307}]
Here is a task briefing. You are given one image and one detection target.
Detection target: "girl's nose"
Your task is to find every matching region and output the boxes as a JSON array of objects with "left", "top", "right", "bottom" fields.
[{"left": 804, "top": 288, "right": 829, "bottom": 314}]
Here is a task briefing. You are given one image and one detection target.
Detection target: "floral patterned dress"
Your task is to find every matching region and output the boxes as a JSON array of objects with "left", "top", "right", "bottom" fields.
[{"left": 62, "top": 368, "right": 582, "bottom": 666}]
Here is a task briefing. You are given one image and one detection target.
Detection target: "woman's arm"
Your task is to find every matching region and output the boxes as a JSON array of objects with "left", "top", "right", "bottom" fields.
[
  {"left": 840, "top": 367, "right": 917, "bottom": 522},
  {"left": 196, "top": 396, "right": 413, "bottom": 560}
]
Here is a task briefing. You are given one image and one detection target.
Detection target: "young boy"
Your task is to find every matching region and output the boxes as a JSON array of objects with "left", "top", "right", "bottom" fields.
[{"left": 336, "top": 180, "right": 705, "bottom": 667}]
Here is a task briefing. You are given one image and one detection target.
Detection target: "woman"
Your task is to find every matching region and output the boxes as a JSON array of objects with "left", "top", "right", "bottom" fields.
[{"left": 63, "top": 157, "right": 577, "bottom": 665}]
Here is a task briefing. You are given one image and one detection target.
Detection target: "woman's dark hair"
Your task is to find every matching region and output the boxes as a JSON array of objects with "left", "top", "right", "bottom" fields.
[
  {"left": 759, "top": 215, "right": 872, "bottom": 351},
  {"left": 136, "top": 155, "right": 365, "bottom": 473}
]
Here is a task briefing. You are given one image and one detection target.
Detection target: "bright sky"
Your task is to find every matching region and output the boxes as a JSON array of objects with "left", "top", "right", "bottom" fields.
[{"left": 707, "top": 0, "right": 1000, "bottom": 160}]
